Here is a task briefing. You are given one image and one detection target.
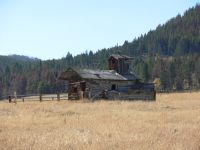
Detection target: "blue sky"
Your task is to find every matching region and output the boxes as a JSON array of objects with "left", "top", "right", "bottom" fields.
[{"left": 0, "top": 0, "right": 199, "bottom": 60}]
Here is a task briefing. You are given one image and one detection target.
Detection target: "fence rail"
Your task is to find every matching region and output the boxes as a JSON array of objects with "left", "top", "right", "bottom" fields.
[{"left": 0, "top": 93, "right": 68, "bottom": 103}]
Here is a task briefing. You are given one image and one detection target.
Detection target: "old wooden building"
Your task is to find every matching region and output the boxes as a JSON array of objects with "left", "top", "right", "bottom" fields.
[
  {"left": 59, "top": 54, "right": 156, "bottom": 100},
  {"left": 108, "top": 54, "right": 132, "bottom": 74}
]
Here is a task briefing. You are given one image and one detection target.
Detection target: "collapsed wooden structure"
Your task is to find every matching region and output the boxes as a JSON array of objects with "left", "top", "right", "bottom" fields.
[{"left": 59, "top": 54, "right": 156, "bottom": 100}]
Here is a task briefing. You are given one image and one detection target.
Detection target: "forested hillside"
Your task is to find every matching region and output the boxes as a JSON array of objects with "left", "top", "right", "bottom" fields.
[{"left": 0, "top": 5, "right": 200, "bottom": 97}]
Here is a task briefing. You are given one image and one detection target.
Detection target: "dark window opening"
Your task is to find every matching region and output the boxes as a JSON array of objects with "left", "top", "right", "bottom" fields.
[
  {"left": 111, "top": 84, "right": 116, "bottom": 90},
  {"left": 80, "top": 82, "right": 86, "bottom": 91},
  {"left": 73, "top": 87, "right": 78, "bottom": 93},
  {"left": 135, "top": 79, "right": 141, "bottom": 84},
  {"left": 112, "top": 59, "right": 115, "bottom": 64}
]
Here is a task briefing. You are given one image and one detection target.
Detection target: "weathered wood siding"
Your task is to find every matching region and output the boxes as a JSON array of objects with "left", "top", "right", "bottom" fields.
[{"left": 85, "top": 80, "right": 155, "bottom": 100}]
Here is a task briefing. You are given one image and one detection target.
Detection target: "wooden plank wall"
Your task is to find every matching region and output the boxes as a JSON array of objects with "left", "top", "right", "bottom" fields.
[{"left": 87, "top": 80, "right": 156, "bottom": 100}]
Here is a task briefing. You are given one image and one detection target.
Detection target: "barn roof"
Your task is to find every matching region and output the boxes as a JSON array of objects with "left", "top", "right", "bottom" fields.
[{"left": 59, "top": 68, "right": 140, "bottom": 81}]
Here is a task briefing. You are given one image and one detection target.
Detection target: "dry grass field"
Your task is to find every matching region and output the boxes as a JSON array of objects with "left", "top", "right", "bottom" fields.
[{"left": 0, "top": 92, "right": 200, "bottom": 150}]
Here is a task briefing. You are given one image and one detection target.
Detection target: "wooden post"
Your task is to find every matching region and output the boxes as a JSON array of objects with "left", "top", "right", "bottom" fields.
[
  {"left": 153, "top": 91, "right": 156, "bottom": 101},
  {"left": 39, "top": 93, "right": 42, "bottom": 102},
  {"left": 79, "top": 91, "right": 83, "bottom": 100},
  {"left": 14, "top": 91, "right": 17, "bottom": 104},
  {"left": 8, "top": 96, "right": 12, "bottom": 103},
  {"left": 57, "top": 93, "right": 60, "bottom": 101},
  {"left": 88, "top": 91, "right": 91, "bottom": 100}
]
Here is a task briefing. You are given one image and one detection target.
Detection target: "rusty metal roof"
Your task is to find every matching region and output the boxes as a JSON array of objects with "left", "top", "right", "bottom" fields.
[{"left": 59, "top": 68, "right": 140, "bottom": 81}]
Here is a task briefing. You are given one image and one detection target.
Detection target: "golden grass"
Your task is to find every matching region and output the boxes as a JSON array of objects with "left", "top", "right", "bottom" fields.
[{"left": 0, "top": 92, "right": 200, "bottom": 150}]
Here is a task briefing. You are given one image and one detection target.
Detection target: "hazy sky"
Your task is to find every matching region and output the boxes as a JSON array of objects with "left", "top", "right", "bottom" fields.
[{"left": 0, "top": 0, "right": 199, "bottom": 60}]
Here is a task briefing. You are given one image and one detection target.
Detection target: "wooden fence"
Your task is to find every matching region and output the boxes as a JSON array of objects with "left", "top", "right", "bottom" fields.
[{"left": 3, "top": 93, "right": 68, "bottom": 103}]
